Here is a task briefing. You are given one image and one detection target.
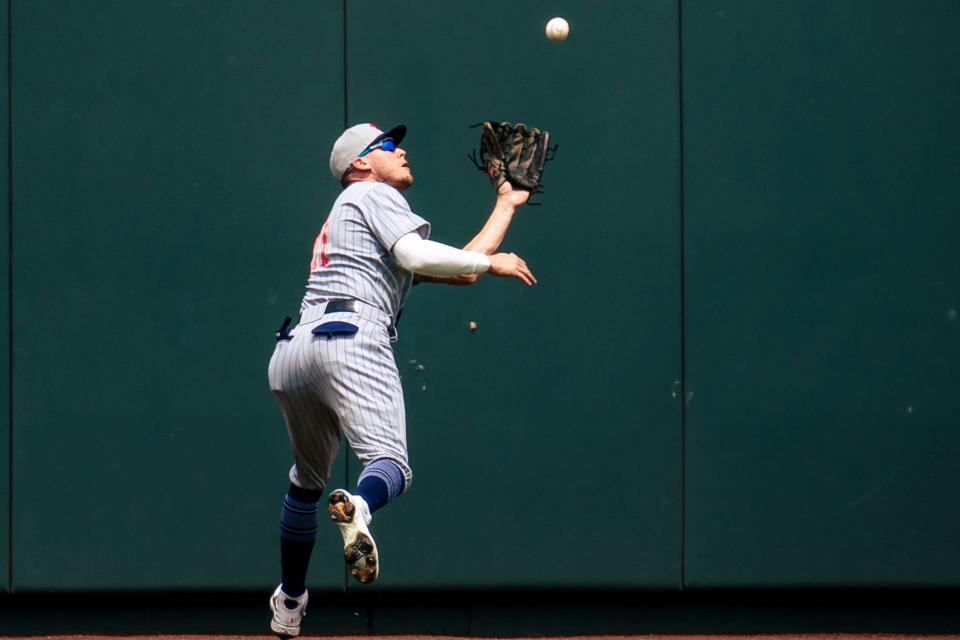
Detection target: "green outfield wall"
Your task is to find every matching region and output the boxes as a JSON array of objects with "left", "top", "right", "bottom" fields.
[
  {"left": 1, "top": 0, "right": 9, "bottom": 595},
  {"left": 0, "top": 0, "right": 958, "bottom": 593}
]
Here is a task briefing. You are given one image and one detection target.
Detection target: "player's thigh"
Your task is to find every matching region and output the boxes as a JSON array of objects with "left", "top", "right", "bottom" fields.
[
  {"left": 270, "top": 337, "right": 342, "bottom": 489},
  {"left": 315, "top": 324, "right": 408, "bottom": 455},
  {"left": 273, "top": 385, "right": 342, "bottom": 490}
]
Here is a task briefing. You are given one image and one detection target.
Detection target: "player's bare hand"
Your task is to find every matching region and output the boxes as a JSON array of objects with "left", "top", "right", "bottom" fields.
[
  {"left": 496, "top": 180, "right": 531, "bottom": 208},
  {"left": 488, "top": 252, "right": 537, "bottom": 286}
]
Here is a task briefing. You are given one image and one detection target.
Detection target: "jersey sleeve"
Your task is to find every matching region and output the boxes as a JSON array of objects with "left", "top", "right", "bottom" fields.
[{"left": 360, "top": 183, "right": 431, "bottom": 250}]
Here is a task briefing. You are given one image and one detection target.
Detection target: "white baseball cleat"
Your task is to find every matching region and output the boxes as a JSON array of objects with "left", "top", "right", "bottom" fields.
[
  {"left": 327, "top": 489, "right": 379, "bottom": 584},
  {"left": 269, "top": 585, "right": 308, "bottom": 638}
]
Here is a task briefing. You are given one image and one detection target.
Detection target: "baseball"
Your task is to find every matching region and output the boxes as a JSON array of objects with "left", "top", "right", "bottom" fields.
[{"left": 545, "top": 17, "right": 569, "bottom": 42}]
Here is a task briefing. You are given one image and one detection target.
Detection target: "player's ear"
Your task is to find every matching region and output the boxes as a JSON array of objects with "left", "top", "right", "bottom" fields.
[{"left": 351, "top": 156, "right": 372, "bottom": 172}]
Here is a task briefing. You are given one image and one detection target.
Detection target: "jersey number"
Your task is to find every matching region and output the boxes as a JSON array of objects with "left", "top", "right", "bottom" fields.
[{"left": 310, "top": 220, "right": 330, "bottom": 271}]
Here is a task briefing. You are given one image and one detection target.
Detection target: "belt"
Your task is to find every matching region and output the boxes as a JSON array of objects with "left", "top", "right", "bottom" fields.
[
  {"left": 277, "top": 299, "right": 356, "bottom": 342},
  {"left": 324, "top": 299, "right": 357, "bottom": 313},
  {"left": 294, "top": 299, "right": 398, "bottom": 342}
]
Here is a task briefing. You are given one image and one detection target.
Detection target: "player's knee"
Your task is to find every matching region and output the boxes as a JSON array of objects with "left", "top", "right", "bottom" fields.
[
  {"left": 288, "top": 463, "right": 328, "bottom": 494},
  {"left": 355, "top": 457, "right": 409, "bottom": 513},
  {"left": 362, "top": 456, "right": 411, "bottom": 493}
]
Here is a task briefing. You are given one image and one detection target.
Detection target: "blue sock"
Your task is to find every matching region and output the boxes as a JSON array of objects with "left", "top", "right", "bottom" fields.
[
  {"left": 279, "top": 484, "right": 321, "bottom": 598},
  {"left": 356, "top": 459, "right": 406, "bottom": 514}
]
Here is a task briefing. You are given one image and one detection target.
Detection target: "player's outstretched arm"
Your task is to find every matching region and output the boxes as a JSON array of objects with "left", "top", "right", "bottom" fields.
[
  {"left": 394, "top": 234, "right": 535, "bottom": 287},
  {"left": 462, "top": 181, "right": 529, "bottom": 254},
  {"left": 410, "top": 252, "right": 536, "bottom": 287},
  {"left": 415, "top": 182, "right": 530, "bottom": 286}
]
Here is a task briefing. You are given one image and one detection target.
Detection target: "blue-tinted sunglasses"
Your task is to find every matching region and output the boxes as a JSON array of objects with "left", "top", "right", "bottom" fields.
[{"left": 358, "top": 138, "right": 397, "bottom": 157}]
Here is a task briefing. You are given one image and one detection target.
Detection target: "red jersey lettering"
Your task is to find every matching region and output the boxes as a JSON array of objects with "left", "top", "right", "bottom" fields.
[{"left": 310, "top": 220, "right": 331, "bottom": 271}]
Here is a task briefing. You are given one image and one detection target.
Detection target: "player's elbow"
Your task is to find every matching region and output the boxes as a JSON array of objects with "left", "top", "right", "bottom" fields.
[{"left": 444, "top": 273, "right": 481, "bottom": 286}]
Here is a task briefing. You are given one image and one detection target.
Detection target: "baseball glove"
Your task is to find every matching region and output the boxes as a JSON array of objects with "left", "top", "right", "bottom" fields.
[{"left": 468, "top": 121, "right": 557, "bottom": 203}]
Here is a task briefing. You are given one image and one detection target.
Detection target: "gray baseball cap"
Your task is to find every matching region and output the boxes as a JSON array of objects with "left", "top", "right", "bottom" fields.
[{"left": 329, "top": 122, "right": 407, "bottom": 180}]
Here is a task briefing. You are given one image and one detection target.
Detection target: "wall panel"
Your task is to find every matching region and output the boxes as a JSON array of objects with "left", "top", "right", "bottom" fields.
[
  {"left": 346, "top": 0, "right": 682, "bottom": 588},
  {"left": 683, "top": 0, "right": 960, "bottom": 586},
  {"left": 11, "top": 0, "right": 345, "bottom": 589}
]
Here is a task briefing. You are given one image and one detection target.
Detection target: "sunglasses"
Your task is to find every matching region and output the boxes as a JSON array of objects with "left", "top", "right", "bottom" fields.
[{"left": 358, "top": 138, "right": 397, "bottom": 157}]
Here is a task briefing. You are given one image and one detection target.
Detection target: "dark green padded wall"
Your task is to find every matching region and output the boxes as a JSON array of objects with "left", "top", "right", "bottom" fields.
[
  {"left": 5, "top": 0, "right": 959, "bottom": 593},
  {"left": 11, "top": 0, "right": 345, "bottom": 589},
  {"left": 683, "top": 1, "right": 960, "bottom": 586},
  {"left": 0, "top": 0, "right": 9, "bottom": 594},
  {"left": 346, "top": 0, "right": 682, "bottom": 588}
]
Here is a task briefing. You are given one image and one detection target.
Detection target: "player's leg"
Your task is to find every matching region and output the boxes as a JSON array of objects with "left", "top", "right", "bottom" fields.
[
  {"left": 335, "top": 330, "right": 414, "bottom": 507},
  {"left": 315, "top": 318, "right": 412, "bottom": 583},
  {"left": 278, "top": 482, "right": 322, "bottom": 599},
  {"left": 324, "top": 456, "right": 406, "bottom": 585},
  {"left": 268, "top": 336, "right": 341, "bottom": 636},
  {"left": 325, "top": 438, "right": 410, "bottom": 585},
  {"left": 269, "top": 399, "right": 340, "bottom": 634},
  {"left": 269, "top": 482, "right": 319, "bottom": 638}
]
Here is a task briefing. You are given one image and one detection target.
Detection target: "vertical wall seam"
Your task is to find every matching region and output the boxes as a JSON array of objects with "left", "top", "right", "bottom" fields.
[
  {"left": 341, "top": 0, "right": 349, "bottom": 593},
  {"left": 677, "top": 0, "right": 687, "bottom": 591},
  {"left": 5, "top": 0, "right": 13, "bottom": 594},
  {"left": 342, "top": 0, "right": 349, "bottom": 131}
]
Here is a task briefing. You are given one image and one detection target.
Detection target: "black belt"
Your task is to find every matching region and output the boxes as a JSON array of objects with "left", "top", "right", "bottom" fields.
[
  {"left": 276, "top": 300, "right": 360, "bottom": 343},
  {"left": 324, "top": 299, "right": 357, "bottom": 313}
]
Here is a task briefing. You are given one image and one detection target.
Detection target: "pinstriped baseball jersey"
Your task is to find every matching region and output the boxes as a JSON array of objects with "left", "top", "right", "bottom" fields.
[
  {"left": 303, "top": 182, "right": 430, "bottom": 319},
  {"left": 269, "top": 181, "right": 429, "bottom": 491}
]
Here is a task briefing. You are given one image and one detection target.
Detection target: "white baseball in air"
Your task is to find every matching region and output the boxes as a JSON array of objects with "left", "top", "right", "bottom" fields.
[{"left": 545, "top": 16, "right": 569, "bottom": 42}]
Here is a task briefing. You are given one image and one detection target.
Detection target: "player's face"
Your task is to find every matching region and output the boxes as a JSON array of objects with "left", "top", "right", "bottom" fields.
[{"left": 366, "top": 145, "right": 413, "bottom": 191}]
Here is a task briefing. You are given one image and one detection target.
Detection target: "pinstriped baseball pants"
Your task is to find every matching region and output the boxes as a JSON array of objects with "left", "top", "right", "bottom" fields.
[{"left": 268, "top": 302, "right": 412, "bottom": 492}]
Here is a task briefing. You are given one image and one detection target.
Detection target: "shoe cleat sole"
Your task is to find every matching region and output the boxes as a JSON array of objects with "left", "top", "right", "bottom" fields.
[
  {"left": 345, "top": 531, "right": 378, "bottom": 583},
  {"left": 327, "top": 489, "right": 379, "bottom": 584}
]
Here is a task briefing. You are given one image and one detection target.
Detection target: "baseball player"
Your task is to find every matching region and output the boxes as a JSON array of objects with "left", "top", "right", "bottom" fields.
[{"left": 268, "top": 122, "right": 534, "bottom": 637}]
